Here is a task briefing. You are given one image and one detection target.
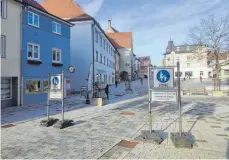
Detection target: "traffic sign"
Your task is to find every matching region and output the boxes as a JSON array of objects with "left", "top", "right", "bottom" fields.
[
  {"left": 51, "top": 75, "right": 61, "bottom": 90},
  {"left": 154, "top": 68, "right": 174, "bottom": 88}
]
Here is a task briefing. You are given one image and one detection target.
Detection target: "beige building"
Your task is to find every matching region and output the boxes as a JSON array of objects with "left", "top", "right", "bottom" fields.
[
  {"left": 1, "top": 0, "right": 22, "bottom": 107},
  {"left": 164, "top": 40, "right": 212, "bottom": 79}
]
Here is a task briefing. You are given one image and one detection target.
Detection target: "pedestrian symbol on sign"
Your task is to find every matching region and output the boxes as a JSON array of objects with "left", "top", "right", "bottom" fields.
[
  {"left": 52, "top": 77, "right": 59, "bottom": 86},
  {"left": 157, "top": 70, "right": 170, "bottom": 83}
]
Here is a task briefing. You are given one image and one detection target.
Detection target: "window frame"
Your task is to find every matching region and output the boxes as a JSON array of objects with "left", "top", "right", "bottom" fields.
[
  {"left": 52, "top": 21, "right": 61, "bottom": 35},
  {"left": 25, "top": 79, "right": 41, "bottom": 94},
  {"left": 100, "top": 53, "right": 102, "bottom": 63},
  {"left": 104, "top": 56, "right": 105, "bottom": 65},
  {"left": 1, "top": 35, "right": 6, "bottom": 58},
  {"left": 95, "top": 29, "right": 98, "bottom": 43},
  {"left": 52, "top": 48, "right": 62, "bottom": 63},
  {"left": 1, "top": 0, "right": 7, "bottom": 19},
  {"left": 1, "top": 77, "right": 12, "bottom": 100},
  {"left": 100, "top": 35, "right": 102, "bottom": 47},
  {"left": 27, "top": 42, "right": 40, "bottom": 61},
  {"left": 28, "top": 11, "right": 39, "bottom": 28},
  {"left": 96, "top": 51, "right": 98, "bottom": 62}
]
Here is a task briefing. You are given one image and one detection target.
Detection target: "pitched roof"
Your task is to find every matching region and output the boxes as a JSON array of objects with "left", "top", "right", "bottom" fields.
[
  {"left": 23, "top": 0, "right": 46, "bottom": 11},
  {"left": 106, "top": 32, "right": 132, "bottom": 49},
  {"left": 40, "top": 0, "right": 92, "bottom": 20}
]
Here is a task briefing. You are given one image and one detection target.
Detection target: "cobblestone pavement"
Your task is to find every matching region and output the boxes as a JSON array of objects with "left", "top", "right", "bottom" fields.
[{"left": 1, "top": 96, "right": 229, "bottom": 159}]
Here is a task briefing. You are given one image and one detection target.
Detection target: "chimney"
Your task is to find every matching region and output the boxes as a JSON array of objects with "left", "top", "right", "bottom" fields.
[{"left": 108, "top": 20, "right": 111, "bottom": 27}]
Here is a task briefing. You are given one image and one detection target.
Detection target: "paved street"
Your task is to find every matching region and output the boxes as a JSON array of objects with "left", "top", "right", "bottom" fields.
[{"left": 1, "top": 92, "right": 229, "bottom": 159}]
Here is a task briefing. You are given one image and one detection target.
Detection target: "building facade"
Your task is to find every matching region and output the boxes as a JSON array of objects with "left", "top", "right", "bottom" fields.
[
  {"left": 41, "top": 0, "right": 116, "bottom": 93},
  {"left": 1, "top": 0, "right": 22, "bottom": 107},
  {"left": 139, "top": 56, "right": 151, "bottom": 78},
  {"left": 21, "top": 0, "right": 73, "bottom": 104},
  {"left": 105, "top": 20, "right": 134, "bottom": 81}
]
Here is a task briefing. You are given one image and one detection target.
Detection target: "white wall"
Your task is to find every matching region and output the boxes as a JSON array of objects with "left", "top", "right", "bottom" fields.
[
  {"left": 118, "top": 48, "right": 133, "bottom": 76},
  {"left": 1, "top": 0, "right": 21, "bottom": 77},
  {"left": 165, "top": 51, "right": 212, "bottom": 79},
  {"left": 94, "top": 25, "right": 115, "bottom": 85},
  {"left": 70, "top": 22, "right": 93, "bottom": 91}
]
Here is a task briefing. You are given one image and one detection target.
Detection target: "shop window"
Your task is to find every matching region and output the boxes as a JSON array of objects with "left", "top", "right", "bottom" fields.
[{"left": 26, "top": 80, "right": 41, "bottom": 94}]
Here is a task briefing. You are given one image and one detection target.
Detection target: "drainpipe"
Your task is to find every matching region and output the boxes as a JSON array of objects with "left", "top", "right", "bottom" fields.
[
  {"left": 19, "top": 7, "right": 23, "bottom": 106},
  {"left": 92, "top": 23, "right": 95, "bottom": 97}
]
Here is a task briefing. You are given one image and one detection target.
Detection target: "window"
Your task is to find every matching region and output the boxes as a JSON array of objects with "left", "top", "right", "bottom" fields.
[
  {"left": 100, "top": 54, "right": 102, "bottom": 63},
  {"left": 111, "top": 49, "right": 113, "bottom": 56},
  {"left": 1, "top": 78, "right": 11, "bottom": 100},
  {"left": 95, "top": 29, "right": 98, "bottom": 43},
  {"left": 96, "top": 51, "right": 98, "bottom": 62},
  {"left": 28, "top": 11, "right": 39, "bottom": 27},
  {"left": 106, "top": 43, "right": 108, "bottom": 52},
  {"left": 27, "top": 43, "right": 40, "bottom": 60},
  {"left": 107, "top": 58, "right": 108, "bottom": 66},
  {"left": 103, "top": 39, "right": 105, "bottom": 50},
  {"left": 104, "top": 56, "right": 105, "bottom": 65},
  {"left": 1, "top": 0, "right": 7, "bottom": 18},
  {"left": 100, "top": 35, "right": 102, "bottom": 47},
  {"left": 1, "top": 35, "right": 6, "bottom": 58},
  {"left": 185, "top": 71, "right": 193, "bottom": 77},
  {"left": 108, "top": 46, "right": 110, "bottom": 54},
  {"left": 26, "top": 80, "right": 41, "bottom": 94},
  {"left": 52, "top": 21, "right": 61, "bottom": 34},
  {"left": 52, "top": 48, "right": 61, "bottom": 63},
  {"left": 187, "top": 63, "right": 190, "bottom": 67},
  {"left": 200, "top": 71, "right": 203, "bottom": 76},
  {"left": 125, "top": 63, "right": 130, "bottom": 66},
  {"left": 43, "top": 80, "right": 49, "bottom": 92}
]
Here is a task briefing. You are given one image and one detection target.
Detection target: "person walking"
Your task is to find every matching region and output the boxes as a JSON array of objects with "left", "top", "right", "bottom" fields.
[
  {"left": 115, "top": 80, "right": 118, "bottom": 88},
  {"left": 140, "top": 78, "right": 143, "bottom": 85},
  {"left": 200, "top": 76, "right": 202, "bottom": 83},
  {"left": 105, "top": 84, "right": 109, "bottom": 99}
]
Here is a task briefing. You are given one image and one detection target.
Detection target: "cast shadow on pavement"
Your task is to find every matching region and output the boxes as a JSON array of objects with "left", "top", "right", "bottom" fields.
[{"left": 227, "top": 142, "right": 229, "bottom": 159}]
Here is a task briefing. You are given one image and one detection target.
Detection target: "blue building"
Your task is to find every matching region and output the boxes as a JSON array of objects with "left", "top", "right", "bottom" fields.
[{"left": 21, "top": 0, "right": 74, "bottom": 105}]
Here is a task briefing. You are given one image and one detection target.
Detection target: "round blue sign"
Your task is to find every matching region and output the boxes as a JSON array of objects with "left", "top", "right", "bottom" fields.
[
  {"left": 156, "top": 70, "right": 170, "bottom": 83},
  {"left": 52, "top": 77, "right": 59, "bottom": 86}
]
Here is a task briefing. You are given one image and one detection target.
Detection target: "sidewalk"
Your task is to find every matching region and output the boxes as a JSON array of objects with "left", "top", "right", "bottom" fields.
[
  {"left": 1, "top": 79, "right": 148, "bottom": 125},
  {"left": 1, "top": 96, "right": 229, "bottom": 159}
]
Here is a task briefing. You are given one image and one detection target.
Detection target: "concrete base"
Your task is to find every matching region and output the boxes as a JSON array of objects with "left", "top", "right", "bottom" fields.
[
  {"left": 97, "top": 98, "right": 106, "bottom": 106},
  {"left": 53, "top": 119, "right": 74, "bottom": 129},
  {"left": 170, "top": 132, "right": 194, "bottom": 148},
  {"left": 212, "top": 90, "right": 224, "bottom": 96},
  {"left": 40, "top": 118, "right": 59, "bottom": 127},
  {"left": 135, "top": 130, "right": 163, "bottom": 144}
]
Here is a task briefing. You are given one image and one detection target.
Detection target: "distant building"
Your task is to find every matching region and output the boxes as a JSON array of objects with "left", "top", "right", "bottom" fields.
[
  {"left": 163, "top": 39, "right": 228, "bottom": 79},
  {"left": 105, "top": 20, "right": 134, "bottom": 81},
  {"left": 139, "top": 56, "right": 151, "bottom": 78}
]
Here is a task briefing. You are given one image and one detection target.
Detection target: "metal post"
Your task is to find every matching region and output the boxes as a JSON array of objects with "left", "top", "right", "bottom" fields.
[
  {"left": 47, "top": 73, "right": 50, "bottom": 120},
  {"left": 148, "top": 64, "right": 152, "bottom": 133},
  {"left": 62, "top": 71, "right": 64, "bottom": 122},
  {"left": 177, "top": 61, "right": 182, "bottom": 136}
]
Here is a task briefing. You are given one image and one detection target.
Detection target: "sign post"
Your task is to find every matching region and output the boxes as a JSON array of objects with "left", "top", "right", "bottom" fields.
[
  {"left": 40, "top": 73, "right": 59, "bottom": 127},
  {"left": 148, "top": 65, "right": 152, "bottom": 134},
  {"left": 177, "top": 61, "right": 182, "bottom": 136},
  {"left": 61, "top": 71, "right": 64, "bottom": 122}
]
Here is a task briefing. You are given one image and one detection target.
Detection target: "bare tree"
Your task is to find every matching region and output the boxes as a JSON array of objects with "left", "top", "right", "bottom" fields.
[{"left": 188, "top": 13, "right": 229, "bottom": 91}]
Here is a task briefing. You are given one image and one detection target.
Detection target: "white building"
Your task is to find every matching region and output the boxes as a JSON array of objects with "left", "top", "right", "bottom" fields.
[
  {"left": 41, "top": 0, "right": 116, "bottom": 93},
  {"left": 105, "top": 21, "right": 134, "bottom": 81},
  {"left": 164, "top": 40, "right": 212, "bottom": 79},
  {"left": 1, "top": 0, "right": 22, "bottom": 107}
]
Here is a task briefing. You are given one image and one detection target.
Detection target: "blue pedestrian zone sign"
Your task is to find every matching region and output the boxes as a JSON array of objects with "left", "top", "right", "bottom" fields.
[
  {"left": 50, "top": 75, "right": 61, "bottom": 90},
  {"left": 157, "top": 70, "right": 170, "bottom": 83},
  {"left": 154, "top": 68, "right": 174, "bottom": 88},
  {"left": 52, "top": 77, "right": 59, "bottom": 86}
]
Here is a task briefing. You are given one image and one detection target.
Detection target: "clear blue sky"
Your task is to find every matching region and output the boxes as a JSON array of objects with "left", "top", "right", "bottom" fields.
[{"left": 38, "top": 0, "right": 229, "bottom": 65}]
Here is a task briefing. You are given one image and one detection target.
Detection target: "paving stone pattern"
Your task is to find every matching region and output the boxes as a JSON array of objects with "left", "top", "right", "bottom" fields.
[{"left": 1, "top": 95, "right": 229, "bottom": 158}]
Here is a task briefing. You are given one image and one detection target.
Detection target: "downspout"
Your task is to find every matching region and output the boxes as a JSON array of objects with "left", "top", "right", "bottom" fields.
[
  {"left": 19, "top": 6, "right": 23, "bottom": 106},
  {"left": 92, "top": 23, "right": 95, "bottom": 97}
]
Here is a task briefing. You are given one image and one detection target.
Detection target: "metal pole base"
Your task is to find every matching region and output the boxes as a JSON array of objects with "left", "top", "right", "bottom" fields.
[
  {"left": 40, "top": 118, "right": 59, "bottom": 127},
  {"left": 170, "top": 132, "right": 194, "bottom": 148},
  {"left": 53, "top": 119, "right": 74, "bottom": 129},
  {"left": 86, "top": 99, "right": 91, "bottom": 104},
  {"left": 135, "top": 130, "right": 163, "bottom": 144}
]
